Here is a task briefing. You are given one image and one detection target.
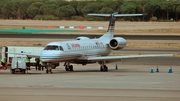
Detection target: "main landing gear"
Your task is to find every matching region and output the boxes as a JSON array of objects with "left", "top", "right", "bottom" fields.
[
  {"left": 64, "top": 62, "right": 74, "bottom": 71},
  {"left": 99, "top": 61, "right": 108, "bottom": 72},
  {"left": 100, "top": 65, "right": 108, "bottom": 71},
  {"left": 63, "top": 61, "right": 108, "bottom": 72}
]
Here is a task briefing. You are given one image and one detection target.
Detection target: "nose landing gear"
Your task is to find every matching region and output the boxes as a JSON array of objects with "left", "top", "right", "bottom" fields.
[{"left": 46, "top": 63, "right": 53, "bottom": 74}]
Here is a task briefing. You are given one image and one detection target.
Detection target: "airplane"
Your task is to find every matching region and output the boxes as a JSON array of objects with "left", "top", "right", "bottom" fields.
[{"left": 7, "top": 12, "right": 173, "bottom": 73}]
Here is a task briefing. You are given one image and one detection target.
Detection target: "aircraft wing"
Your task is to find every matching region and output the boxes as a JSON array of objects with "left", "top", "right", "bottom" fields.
[
  {"left": 6, "top": 52, "right": 40, "bottom": 58},
  {"left": 87, "top": 54, "right": 174, "bottom": 63}
]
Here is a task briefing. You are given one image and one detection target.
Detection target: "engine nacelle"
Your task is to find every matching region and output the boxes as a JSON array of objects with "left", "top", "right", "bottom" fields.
[
  {"left": 109, "top": 37, "right": 126, "bottom": 50},
  {"left": 76, "top": 36, "right": 90, "bottom": 40}
]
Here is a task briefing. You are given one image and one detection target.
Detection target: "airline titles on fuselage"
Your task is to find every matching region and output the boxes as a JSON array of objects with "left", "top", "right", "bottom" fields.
[
  {"left": 66, "top": 42, "right": 104, "bottom": 50},
  {"left": 66, "top": 43, "right": 81, "bottom": 50},
  {"left": 71, "top": 43, "right": 80, "bottom": 48}
]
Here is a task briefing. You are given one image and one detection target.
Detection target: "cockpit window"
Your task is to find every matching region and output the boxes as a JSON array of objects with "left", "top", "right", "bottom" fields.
[
  {"left": 59, "top": 46, "right": 64, "bottom": 51},
  {"left": 44, "top": 45, "right": 59, "bottom": 50}
]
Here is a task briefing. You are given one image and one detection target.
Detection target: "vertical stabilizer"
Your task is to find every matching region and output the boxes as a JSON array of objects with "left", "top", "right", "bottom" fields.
[
  {"left": 87, "top": 13, "right": 143, "bottom": 40},
  {"left": 107, "top": 12, "right": 118, "bottom": 32},
  {"left": 99, "top": 12, "right": 118, "bottom": 40}
]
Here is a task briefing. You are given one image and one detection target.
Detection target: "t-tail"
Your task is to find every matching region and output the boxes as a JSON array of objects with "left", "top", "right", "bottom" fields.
[{"left": 87, "top": 12, "right": 143, "bottom": 40}]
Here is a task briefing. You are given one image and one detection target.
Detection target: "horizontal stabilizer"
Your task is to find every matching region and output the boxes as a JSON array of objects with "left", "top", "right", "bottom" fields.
[
  {"left": 88, "top": 13, "right": 143, "bottom": 17},
  {"left": 87, "top": 14, "right": 111, "bottom": 17},
  {"left": 114, "top": 14, "right": 144, "bottom": 17}
]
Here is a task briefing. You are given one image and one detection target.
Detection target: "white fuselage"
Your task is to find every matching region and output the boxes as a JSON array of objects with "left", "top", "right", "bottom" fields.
[{"left": 40, "top": 39, "right": 112, "bottom": 63}]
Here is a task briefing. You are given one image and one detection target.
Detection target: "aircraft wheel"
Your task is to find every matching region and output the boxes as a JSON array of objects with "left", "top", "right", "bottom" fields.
[
  {"left": 49, "top": 69, "right": 53, "bottom": 73},
  {"left": 69, "top": 65, "right": 74, "bottom": 71},
  {"left": 46, "top": 69, "right": 48, "bottom": 74},
  {"left": 22, "top": 70, "right": 26, "bottom": 74},
  {"left": 65, "top": 68, "right": 69, "bottom": 71},
  {"left": 11, "top": 69, "right": 15, "bottom": 74},
  {"left": 65, "top": 65, "right": 69, "bottom": 71},
  {"left": 104, "top": 65, "right": 108, "bottom": 72},
  {"left": 100, "top": 65, "right": 108, "bottom": 72},
  {"left": 100, "top": 66, "right": 103, "bottom": 71}
]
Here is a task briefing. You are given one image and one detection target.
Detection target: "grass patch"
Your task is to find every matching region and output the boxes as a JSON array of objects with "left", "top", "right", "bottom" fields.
[{"left": 0, "top": 29, "right": 80, "bottom": 33}]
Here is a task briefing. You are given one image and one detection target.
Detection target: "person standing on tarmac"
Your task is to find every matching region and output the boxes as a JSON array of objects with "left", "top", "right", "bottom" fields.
[
  {"left": 35, "top": 58, "right": 40, "bottom": 70},
  {"left": 39, "top": 60, "right": 44, "bottom": 71},
  {"left": 26, "top": 57, "right": 31, "bottom": 70},
  {"left": 1, "top": 57, "right": 6, "bottom": 67}
]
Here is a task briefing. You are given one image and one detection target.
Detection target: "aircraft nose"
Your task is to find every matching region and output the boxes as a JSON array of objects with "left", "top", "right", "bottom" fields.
[{"left": 40, "top": 50, "right": 61, "bottom": 62}]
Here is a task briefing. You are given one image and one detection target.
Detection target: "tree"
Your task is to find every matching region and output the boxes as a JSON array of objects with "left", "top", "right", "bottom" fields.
[
  {"left": 55, "top": 5, "right": 76, "bottom": 19},
  {"left": 101, "top": 0, "right": 118, "bottom": 11},
  {"left": 172, "top": 2, "right": 180, "bottom": 21},
  {"left": 115, "top": 0, "right": 124, "bottom": 13},
  {"left": 120, "top": 2, "right": 139, "bottom": 21},
  {"left": 81, "top": 3, "right": 100, "bottom": 14},
  {"left": 140, "top": 0, "right": 149, "bottom": 13},
  {"left": 2, "top": 0, "right": 32, "bottom": 19},
  {"left": 40, "top": 3, "right": 58, "bottom": 15},
  {"left": 116, "top": 0, "right": 124, "bottom": 6},
  {"left": 144, "top": 0, "right": 160, "bottom": 17},
  {"left": 18, "top": 0, "right": 32, "bottom": 19},
  {"left": 10, "top": 0, "right": 22, "bottom": 19},
  {"left": 69, "top": 1, "right": 78, "bottom": 15},
  {"left": 120, "top": 2, "right": 137, "bottom": 14},
  {"left": 0, "top": 0, "right": 179, "bottom": 21},
  {"left": 99, "top": 7, "right": 114, "bottom": 14},
  {"left": 1, "top": 0, "right": 14, "bottom": 19},
  {"left": 57, "top": 0, "right": 69, "bottom": 7},
  {"left": 27, "top": 2, "right": 43, "bottom": 19},
  {"left": 0, "top": 0, "right": 6, "bottom": 18},
  {"left": 160, "top": 1, "right": 173, "bottom": 20},
  {"left": 69, "top": 1, "right": 78, "bottom": 8},
  {"left": 77, "top": 1, "right": 89, "bottom": 16}
]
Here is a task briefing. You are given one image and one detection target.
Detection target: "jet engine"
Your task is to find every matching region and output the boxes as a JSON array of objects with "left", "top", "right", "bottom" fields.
[
  {"left": 109, "top": 37, "right": 126, "bottom": 50},
  {"left": 76, "top": 36, "right": 90, "bottom": 40}
]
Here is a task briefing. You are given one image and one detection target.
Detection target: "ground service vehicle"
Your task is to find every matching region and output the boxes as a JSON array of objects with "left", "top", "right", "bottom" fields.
[
  {"left": 1, "top": 46, "right": 59, "bottom": 68},
  {"left": 11, "top": 57, "right": 26, "bottom": 74}
]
